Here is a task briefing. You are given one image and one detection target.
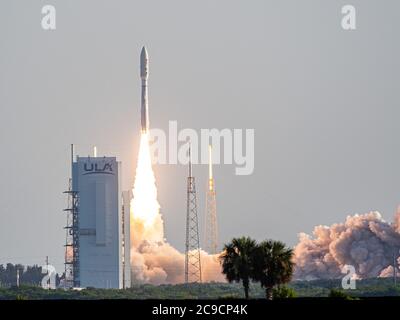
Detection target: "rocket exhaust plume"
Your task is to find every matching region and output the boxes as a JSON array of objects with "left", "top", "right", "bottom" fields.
[
  {"left": 130, "top": 47, "right": 224, "bottom": 284},
  {"left": 294, "top": 209, "right": 400, "bottom": 280}
]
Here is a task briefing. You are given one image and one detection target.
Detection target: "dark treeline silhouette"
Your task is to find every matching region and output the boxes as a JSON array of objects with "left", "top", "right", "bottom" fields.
[{"left": 0, "top": 263, "right": 60, "bottom": 287}]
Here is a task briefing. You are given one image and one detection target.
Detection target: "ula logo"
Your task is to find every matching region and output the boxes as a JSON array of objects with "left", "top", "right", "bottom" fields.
[{"left": 83, "top": 162, "right": 114, "bottom": 175}]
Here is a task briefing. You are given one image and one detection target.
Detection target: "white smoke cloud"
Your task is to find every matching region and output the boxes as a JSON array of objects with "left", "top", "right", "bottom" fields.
[
  {"left": 294, "top": 209, "right": 400, "bottom": 280},
  {"left": 130, "top": 213, "right": 225, "bottom": 284}
]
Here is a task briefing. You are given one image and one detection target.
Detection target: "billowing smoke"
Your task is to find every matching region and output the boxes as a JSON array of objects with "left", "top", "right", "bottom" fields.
[
  {"left": 130, "top": 134, "right": 224, "bottom": 285},
  {"left": 294, "top": 209, "right": 400, "bottom": 280},
  {"left": 130, "top": 208, "right": 224, "bottom": 285}
]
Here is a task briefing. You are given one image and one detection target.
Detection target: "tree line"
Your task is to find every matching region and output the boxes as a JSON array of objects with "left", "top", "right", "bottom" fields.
[{"left": 0, "top": 263, "right": 60, "bottom": 287}]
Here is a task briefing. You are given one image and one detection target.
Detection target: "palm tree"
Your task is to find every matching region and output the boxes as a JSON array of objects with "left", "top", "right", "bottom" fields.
[
  {"left": 252, "top": 240, "right": 295, "bottom": 300},
  {"left": 219, "top": 237, "right": 257, "bottom": 299}
]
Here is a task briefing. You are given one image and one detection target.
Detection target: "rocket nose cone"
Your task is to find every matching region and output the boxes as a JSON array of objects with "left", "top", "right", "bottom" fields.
[
  {"left": 140, "top": 46, "right": 148, "bottom": 62},
  {"left": 140, "top": 46, "right": 149, "bottom": 79}
]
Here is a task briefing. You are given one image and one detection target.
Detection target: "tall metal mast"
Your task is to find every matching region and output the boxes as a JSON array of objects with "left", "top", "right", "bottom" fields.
[
  {"left": 204, "top": 144, "right": 218, "bottom": 254},
  {"left": 185, "top": 144, "right": 202, "bottom": 283}
]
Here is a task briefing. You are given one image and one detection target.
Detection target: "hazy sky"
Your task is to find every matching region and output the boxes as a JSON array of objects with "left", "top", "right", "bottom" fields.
[{"left": 1, "top": 0, "right": 399, "bottom": 273}]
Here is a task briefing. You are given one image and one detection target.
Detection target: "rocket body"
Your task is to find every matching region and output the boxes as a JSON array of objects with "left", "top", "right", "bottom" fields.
[{"left": 140, "top": 46, "right": 149, "bottom": 133}]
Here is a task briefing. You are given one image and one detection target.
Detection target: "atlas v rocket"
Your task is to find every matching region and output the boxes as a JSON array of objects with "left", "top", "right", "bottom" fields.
[{"left": 140, "top": 46, "right": 149, "bottom": 133}]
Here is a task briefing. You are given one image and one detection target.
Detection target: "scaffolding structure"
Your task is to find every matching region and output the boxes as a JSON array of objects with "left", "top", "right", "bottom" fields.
[
  {"left": 185, "top": 145, "right": 202, "bottom": 283},
  {"left": 63, "top": 145, "right": 80, "bottom": 288},
  {"left": 204, "top": 145, "right": 218, "bottom": 254}
]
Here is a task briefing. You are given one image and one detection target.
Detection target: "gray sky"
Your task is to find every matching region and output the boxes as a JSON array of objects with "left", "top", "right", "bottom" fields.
[{"left": 1, "top": 0, "right": 399, "bottom": 273}]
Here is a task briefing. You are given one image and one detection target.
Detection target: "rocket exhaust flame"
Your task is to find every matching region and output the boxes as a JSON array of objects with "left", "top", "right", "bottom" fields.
[{"left": 131, "top": 133, "right": 160, "bottom": 230}]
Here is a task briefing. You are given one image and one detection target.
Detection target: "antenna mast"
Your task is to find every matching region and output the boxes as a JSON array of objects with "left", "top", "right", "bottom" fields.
[{"left": 204, "top": 144, "right": 218, "bottom": 254}]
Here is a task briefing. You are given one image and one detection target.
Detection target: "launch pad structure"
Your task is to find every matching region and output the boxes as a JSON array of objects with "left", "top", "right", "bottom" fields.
[
  {"left": 63, "top": 144, "right": 130, "bottom": 289},
  {"left": 63, "top": 145, "right": 80, "bottom": 288},
  {"left": 185, "top": 145, "right": 202, "bottom": 283}
]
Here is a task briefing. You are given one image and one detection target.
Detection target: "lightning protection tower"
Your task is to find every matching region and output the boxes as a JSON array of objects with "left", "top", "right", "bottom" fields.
[
  {"left": 185, "top": 144, "right": 202, "bottom": 283},
  {"left": 204, "top": 144, "right": 218, "bottom": 254}
]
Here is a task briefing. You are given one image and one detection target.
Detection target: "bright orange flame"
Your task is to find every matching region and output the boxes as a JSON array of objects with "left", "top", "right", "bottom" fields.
[{"left": 131, "top": 133, "right": 160, "bottom": 228}]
